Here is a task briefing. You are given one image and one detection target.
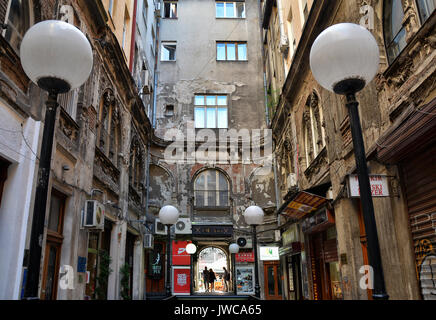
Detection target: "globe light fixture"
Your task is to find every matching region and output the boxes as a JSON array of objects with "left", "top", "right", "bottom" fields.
[
  {"left": 310, "top": 23, "right": 379, "bottom": 95},
  {"left": 243, "top": 206, "right": 265, "bottom": 226},
  {"left": 159, "top": 205, "right": 180, "bottom": 297},
  {"left": 159, "top": 205, "right": 180, "bottom": 226},
  {"left": 243, "top": 206, "right": 264, "bottom": 298},
  {"left": 20, "top": 20, "right": 93, "bottom": 94},
  {"left": 310, "top": 23, "right": 388, "bottom": 300},
  {"left": 186, "top": 243, "right": 197, "bottom": 255},
  {"left": 229, "top": 243, "right": 240, "bottom": 254},
  {"left": 22, "top": 20, "right": 93, "bottom": 300}
]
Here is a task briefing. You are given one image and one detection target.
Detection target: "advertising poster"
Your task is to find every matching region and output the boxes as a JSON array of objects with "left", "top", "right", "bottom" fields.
[
  {"left": 172, "top": 267, "right": 191, "bottom": 295},
  {"left": 172, "top": 241, "right": 191, "bottom": 265},
  {"left": 236, "top": 266, "right": 255, "bottom": 295}
]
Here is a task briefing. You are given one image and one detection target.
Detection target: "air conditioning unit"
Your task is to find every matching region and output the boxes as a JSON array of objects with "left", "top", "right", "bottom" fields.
[
  {"left": 287, "top": 173, "right": 297, "bottom": 189},
  {"left": 154, "top": 219, "right": 167, "bottom": 235},
  {"left": 175, "top": 218, "right": 192, "bottom": 235},
  {"left": 83, "top": 200, "right": 105, "bottom": 230},
  {"left": 237, "top": 237, "right": 253, "bottom": 249},
  {"left": 143, "top": 234, "right": 154, "bottom": 249}
]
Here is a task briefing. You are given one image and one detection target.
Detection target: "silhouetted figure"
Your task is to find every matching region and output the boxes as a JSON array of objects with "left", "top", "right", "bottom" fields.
[
  {"left": 209, "top": 268, "right": 216, "bottom": 292},
  {"left": 223, "top": 267, "right": 230, "bottom": 292},
  {"left": 203, "top": 266, "right": 209, "bottom": 292}
]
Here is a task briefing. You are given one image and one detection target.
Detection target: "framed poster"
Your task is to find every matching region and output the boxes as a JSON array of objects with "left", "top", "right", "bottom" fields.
[
  {"left": 236, "top": 266, "right": 255, "bottom": 295},
  {"left": 172, "top": 267, "right": 191, "bottom": 296}
]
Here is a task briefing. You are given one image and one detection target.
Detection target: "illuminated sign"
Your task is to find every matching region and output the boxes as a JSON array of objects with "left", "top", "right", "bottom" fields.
[{"left": 259, "top": 247, "right": 280, "bottom": 261}]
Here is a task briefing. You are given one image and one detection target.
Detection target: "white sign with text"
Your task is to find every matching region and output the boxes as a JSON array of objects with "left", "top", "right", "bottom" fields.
[{"left": 348, "top": 175, "right": 390, "bottom": 198}]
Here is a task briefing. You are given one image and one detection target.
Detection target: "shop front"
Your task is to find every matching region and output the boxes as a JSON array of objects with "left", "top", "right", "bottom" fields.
[
  {"left": 377, "top": 97, "right": 436, "bottom": 300},
  {"left": 302, "top": 209, "right": 342, "bottom": 300},
  {"left": 280, "top": 223, "right": 303, "bottom": 300}
]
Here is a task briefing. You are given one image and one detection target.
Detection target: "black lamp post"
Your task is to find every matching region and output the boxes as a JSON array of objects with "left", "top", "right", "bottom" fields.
[
  {"left": 20, "top": 20, "right": 93, "bottom": 299},
  {"left": 229, "top": 243, "right": 240, "bottom": 294},
  {"left": 310, "top": 23, "right": 389, "bottom": 300},
  {"left": 159, "top": 205, "right": 180, "bottom": 297},
  {"left": 244, "top": 206, "right": 265, "bottom": 299}
]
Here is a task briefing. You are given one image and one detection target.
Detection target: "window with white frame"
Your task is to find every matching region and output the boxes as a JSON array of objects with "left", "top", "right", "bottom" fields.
[
  {"left": 217, "top": 42, "right": 247, "bottom": 61},
  {"left": 216, "top": 1, "right": 246, "bottom": 18},
  {"left": 161, "top": 41, "right": 176, "bottom": 61},
  {"left": 303, "top": 91, "right": 326, "bottom": 166},
  {"left": 3, "top": 0, "right": 33, "bottom": 53},
  {"left": 163, "top": 1, "right": 177, "bottom": 18},
  {"left": 194, "top": 95, "right": 228, "bottom": 129},
  {"left": 194, "top": 170, "right": 230, "bottom": 207},
  {"left": 58, "top": 89, "right": 79, "bottom": 121}
]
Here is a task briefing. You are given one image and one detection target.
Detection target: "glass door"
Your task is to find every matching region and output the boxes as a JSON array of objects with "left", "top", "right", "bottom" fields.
[{"left": 264, "top": 261, "right": 283, "bottom": 300}]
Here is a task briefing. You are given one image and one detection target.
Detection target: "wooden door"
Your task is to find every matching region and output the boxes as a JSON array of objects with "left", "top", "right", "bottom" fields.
[
  {"left": 41, "top": 190, "right": 65, "bottom": 300},
  {"left": 264, "top": 261, "right": 283, "bottom": 300}
]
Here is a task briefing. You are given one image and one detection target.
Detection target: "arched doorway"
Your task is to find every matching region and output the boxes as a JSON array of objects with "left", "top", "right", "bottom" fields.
[{"left": 196, "top": 247, "right": 231, "bottom": 294}]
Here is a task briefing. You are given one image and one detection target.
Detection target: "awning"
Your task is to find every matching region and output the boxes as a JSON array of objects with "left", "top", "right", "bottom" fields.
[{"left": 279, "top": 191, "right": 329, "bottom": 221}]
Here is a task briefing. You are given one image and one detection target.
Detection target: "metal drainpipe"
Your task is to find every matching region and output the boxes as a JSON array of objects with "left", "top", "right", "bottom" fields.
[
  {"left": 152, "top": 6, "right": 160, "bottom": 128},
  {"left": 273, "top": 141, "right": 281, "bottom": 211}
]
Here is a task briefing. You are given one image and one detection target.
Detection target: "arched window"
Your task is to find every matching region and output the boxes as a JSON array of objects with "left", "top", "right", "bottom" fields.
[
  {"left": 129, "top": 135, "right": 144, "bottom": 191},
  {"left": 194, "top": 170, "right": 230, "bottom": 207},
  {"left": 97, "top": 90, "right": 121, "bottom": 166},
  {"left": 416, "top": 0, "right": 435, "bottom": 24},
  {"left": 3, "top": 0, "right": 33, "bottom": 53},
  {"left": 303, "top": 92, "right": 325, "bottom": 166},
  {"left": 384, "top": 0, "right": 407, "bottom": 64}
]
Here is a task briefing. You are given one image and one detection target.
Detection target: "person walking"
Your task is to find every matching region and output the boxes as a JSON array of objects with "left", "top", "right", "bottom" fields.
[
  {"left": 209, "top": 268, "right": 216, "bottom": 292},
  {"left": 203, "top": 266, "right": 210, "bottom": 293},
  {"left": 223, "top": 267, "right": 230, "bottom": 292}
]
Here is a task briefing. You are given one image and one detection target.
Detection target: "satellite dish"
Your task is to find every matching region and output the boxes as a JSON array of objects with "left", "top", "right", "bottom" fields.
[{"left": 237, "top": 237, "right": 247, "bottom": 247}]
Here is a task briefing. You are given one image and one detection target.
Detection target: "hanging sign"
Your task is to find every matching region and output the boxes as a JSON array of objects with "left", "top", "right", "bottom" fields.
[
  {"left": 235, "top": 250, "right": 255, "bottom": 263},
  {"left": 259, "top": 247, "right": 280, "bottom": 261},
  {"left": 172, "top": 241, "right": 191, "bottom": 266},
  {"left": 348, "top": 175, "right": 390, "bottom": 198}
]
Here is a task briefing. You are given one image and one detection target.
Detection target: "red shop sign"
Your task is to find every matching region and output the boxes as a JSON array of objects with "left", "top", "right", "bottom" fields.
[
  {"left": 173, "top": 267, "right": 191, "bottom": 295},
  {"left": 235, "top": 251, "right": 255, "bottom": 263},
  {"left": 172, "top": 241, "right": 191, "bottom": 266}
]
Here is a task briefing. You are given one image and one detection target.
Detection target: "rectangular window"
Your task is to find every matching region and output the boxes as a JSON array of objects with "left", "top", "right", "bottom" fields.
[
  {"left": 164, "top": 1, "right": 177, "bottom": 18},
  {"left": 217, "top": 42, "right": 247, "bottom": 61},
  {"left": 216, "top": 1, "right": 245, "bottom": 18},
  {"left": 109, "top": 0, "right": 114, "bottom": 16},
  {"left": 161, "top": 42, "right": 176, "bottom": 61},
  {"left": 195, "top": 95, "right": 228, "bottom": 129}
]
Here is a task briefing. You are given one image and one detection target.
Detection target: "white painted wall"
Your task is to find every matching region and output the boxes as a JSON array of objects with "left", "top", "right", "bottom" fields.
[{"left": 0, "top": 99, "right": 41, "bottom": 299}]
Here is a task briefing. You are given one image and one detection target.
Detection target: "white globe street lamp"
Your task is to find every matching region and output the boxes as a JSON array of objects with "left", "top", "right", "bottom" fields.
[
  {"left": 243, "top": 206, "right": 265, "bottom": 226},
  {"left": 310, "top": 23, "right": 388, "bottom": 300},
  {"left": 243, "top": 206, "right": 264, "bottom": 298},
  {"left": 310, "top": 23, "right": 379, "bottom": 95},
  {"left": 21, "top": 20, "right": 93, "bottom": 299},
  {"left": 159, "top": 205, "right": 180, "bottom": 297},
  {"left": 159, "top": 205, "right": 180, "bottom": 226},
  {"left": 186, "top": 243, "right": 197, "bottom": 255},
  {"left": 229, "top": 243, "right": 240, "bottom": 254}
]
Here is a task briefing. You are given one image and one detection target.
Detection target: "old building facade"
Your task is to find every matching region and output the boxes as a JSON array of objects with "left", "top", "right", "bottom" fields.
[
  {"left": 146, "top": 0, "right": 278, "bottom": 300},
  {"left": 0, "top": 0, "right": 156, "bottom": 300},
  {"left": 266, "top": 0, "right": 435, "bottom": 300}
]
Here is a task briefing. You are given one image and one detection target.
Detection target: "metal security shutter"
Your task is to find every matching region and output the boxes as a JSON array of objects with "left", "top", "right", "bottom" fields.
[{"left": 401, "top": 143, "right": 436, "bottom": 300}]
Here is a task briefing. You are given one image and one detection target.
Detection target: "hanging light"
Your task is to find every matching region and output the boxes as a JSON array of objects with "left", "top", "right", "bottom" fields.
[
  {"left": 159, "top": 205, "right": 180, "bottom": 226},
  {"left": 229, "top": 243, "right": 240, "bottom": 254},
  {"left": 186, "top": 243, "right": 197, "bottom": 255}
]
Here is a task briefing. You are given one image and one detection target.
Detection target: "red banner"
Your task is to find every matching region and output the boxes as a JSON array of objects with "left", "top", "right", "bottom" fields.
[
  {"left": 235, "top": 251, "right": 255, "bottom": 263},
  {"left": 173, "top": 267, "right": 191, "bottom": 295},
  {"left": 172, "top": 241, "right": 191, "bottom": 265}
]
